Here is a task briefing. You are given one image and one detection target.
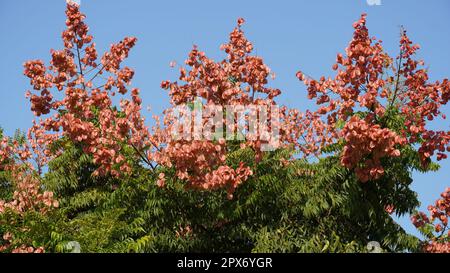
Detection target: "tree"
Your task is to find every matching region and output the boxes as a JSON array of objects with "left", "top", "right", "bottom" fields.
[{"left": 0, "top": 3, "right": 448, "bottom": 253}]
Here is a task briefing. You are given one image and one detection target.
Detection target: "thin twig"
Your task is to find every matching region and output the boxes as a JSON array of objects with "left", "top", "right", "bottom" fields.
[
  {"left": 130, "top": 142, "right": 155, "bottom": 170},
  {"left": 76, "top": 42, "right": 86, "bottom": 91}
]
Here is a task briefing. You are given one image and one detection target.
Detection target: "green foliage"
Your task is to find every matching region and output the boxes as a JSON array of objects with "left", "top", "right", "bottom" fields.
[
  {"left": 0, "top": 116, "right": 430, "bottom": 253},
  {"left": 35, "top": 140, "right": 424, "bottom": 252}
]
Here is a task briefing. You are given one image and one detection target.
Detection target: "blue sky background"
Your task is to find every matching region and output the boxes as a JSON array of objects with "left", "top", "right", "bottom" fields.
[{"left": 0, "top": 0, "right": 449, "bottom": 239}]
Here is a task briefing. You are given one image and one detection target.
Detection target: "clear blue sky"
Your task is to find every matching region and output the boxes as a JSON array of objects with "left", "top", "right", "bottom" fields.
[{"left": 0, "top": 0, "right": 449, "bottom": 239}]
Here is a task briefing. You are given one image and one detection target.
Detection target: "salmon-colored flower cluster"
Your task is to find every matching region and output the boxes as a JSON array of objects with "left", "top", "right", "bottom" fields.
[
  {"left": 0, "top": 172, "right": 59, "bottom": 215},
  {"left": 411, "top": 187, "right": 450, "bottom": 253},
  {"left": 205, "top": 163, "right": 253, "bottom": 199},
  {"left": 341, "top": 116, "right": 403, "bottom": 182},
  {"left": 27, "top": 120, "right": 61, "bottom": 174},
  {"left": 0, "top": 135, "right": 58, "bottom": 253},
  {"left": 101, "top": 38, "right": 137, "bottom": 74},
  {"left": 22, "top": 3, "right": 150, "bottom": 178},
  {"left": 0, "top": 137, "right": 32, "bottom": 170},
  {"left": 0, "top": 232, "right": 45, "bottom": 253},
  {"left": 158, "top": 18, "right": 303, "bottom": 195},
  {"left": 62, "top": 2, "right": 92, "bottom": 49},
  {"left": 0, "top": 136, "right": 59, "bottom": 215},
  {"left": 395, "top": 31, "right": 450, "bottom": 165},
  {"left": 296, "top": 14, "right": 450, "bottom": 182}
]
